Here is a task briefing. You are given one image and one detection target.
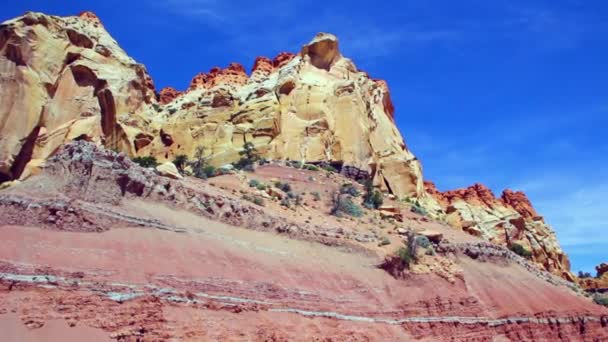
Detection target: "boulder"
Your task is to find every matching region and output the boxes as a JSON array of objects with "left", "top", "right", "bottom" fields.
[{"left": 156, "top": 162, "right": 182, "bottom": 180}]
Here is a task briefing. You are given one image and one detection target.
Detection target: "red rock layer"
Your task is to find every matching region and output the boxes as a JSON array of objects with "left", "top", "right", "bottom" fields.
[
  {"left": 189, "top": 63, "right": 248, "bottom": 90},
  {"left": 273, "top": 52, "right": 296, "bottom": 68},
  {"left": 441, "top": 183, "right": 499, "bottom": 208},
  {"left": 501, "top": 189, "right": 539, "bottom": 219},
  {"left": 425, "top": 182, "right": 540, "bottom": 219},
  {"left": 579, "top": 263, "right": 608, "bottom": 291},
  {"left": 78, "top": 11, "right": 102, "bottom": 25},
  {"left": 251, "top": 56, "right": 273, "bottom": 76},
  {"left": 158, "top": 87, "right": 183, "bottom": 105}
]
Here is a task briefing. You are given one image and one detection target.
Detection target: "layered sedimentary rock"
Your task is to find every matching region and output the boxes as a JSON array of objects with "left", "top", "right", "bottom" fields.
[
  {"left": 423, "top": 181, "right": 573, "bottom": 280},
  {"left": 0, "top": 11, "right": 573, "bottom": 281},
  {"left": 0, "top": 13, "right": 422, "bottom": 198}
]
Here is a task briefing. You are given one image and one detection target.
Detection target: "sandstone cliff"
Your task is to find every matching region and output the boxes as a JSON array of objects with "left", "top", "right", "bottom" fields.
[
  {"left": 0, "top": 12, "right": 571, "bottom": 279},
  {"left": 422, "top": 181, "right": 573, "bottom": 280},
  {"left": 0, "top": 13, "right": 423, "bottom": 198}
]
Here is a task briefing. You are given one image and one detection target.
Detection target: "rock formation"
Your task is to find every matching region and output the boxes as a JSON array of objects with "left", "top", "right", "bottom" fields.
[
  {"left": 0, "top": 14, "right": 423, "bottom": 199},
  {"left": 579, "top": 263, "right": 608, "bottom": 291},
  {"left": 0, "top": 11, "right": 573, "bottom": 281},
  {"left": 0, "top": 11, "right": 156, "bottom": 183},
  {"left": 423, "top": 181, "right": 573, "bottom": 280}
]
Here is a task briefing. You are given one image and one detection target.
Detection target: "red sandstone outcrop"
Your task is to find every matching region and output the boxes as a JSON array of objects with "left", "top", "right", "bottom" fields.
[
  {"left": 78, "top": 11, "right": 102, "bottom": 25},
  {"left": 579, "top": 263, "right": 608, "bottom": 291},
  {"left": 158, "top": 86, "right": 182, "bottom": 104},
  {"left": 188, "top": 62, "right": 248, "bottom": 90},
  {"left": 273, "top": 51, "right": 296, "bottom": 68},
  {"left": 423, "top": 181, "right": 573, "bottom": 280},
  {"left": 501, "top": 189, "right": 540, "bottom": 219}
]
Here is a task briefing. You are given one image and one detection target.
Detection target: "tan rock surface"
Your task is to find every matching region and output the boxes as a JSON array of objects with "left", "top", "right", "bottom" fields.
[
  {"left": 423, "top": 181, "right": 573, "bottom": 280},
  {"left": 156, "top": 161, "right": 182, "bottom": 179},
  {"left": 0, "top": 15, "right": 422, "bottom": 199}
]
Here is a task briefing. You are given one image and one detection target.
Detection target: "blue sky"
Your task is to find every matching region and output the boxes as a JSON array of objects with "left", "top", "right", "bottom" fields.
[{"left": 3, "top": 1, "right": 607, "bottom": 274}]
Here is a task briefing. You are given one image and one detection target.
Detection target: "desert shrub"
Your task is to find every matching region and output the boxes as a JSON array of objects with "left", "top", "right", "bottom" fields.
[
  {"left": 249, "top": 179, "right": 261, "bottom": 188},
  {"left": 256, "top": 183, "right": 267, "bottom": 191},
  {"left": 295, "top": 194, "right": 303, "bottom": 206},
  {"left": 415, "top": 235, "right": 431, "bottom": 249},
  {"left": 152, "top": 103, "right": 162, "bottom": 112},
  {"left": 311, "top": 191, "right": 321, "bottom": 201},
  {"left": 189, "top": 146, "right": 211, "bottom": 179},
  {"left": 172, "top": 154, "right": 188, "bottom": 172},
  {"left": 510, "top": 243, "right": 533, "bottom": 258},
  {"left": 303, "top": 164, "right": 319, "bottom": 171},
  {"left": 275, "top": 181, "right": 292, "bottom": 193},
  {"left": 362, "top": 179, "right": 383, "bottom": 209},
  {"left": 410, "top": 203, "right": 427, "bottom": 216},
  {"left": 578, "top": 271, "right": 593, "bottom": 279},
  {"left": 202, "top": 165, "right": 216, "bottom": 177},
  {"left": 280, "top": 197, "right": 291, "bottom": 208},
  {"left": 287, "top": 191, "right": 296, "bottom": 199},
  {"left": 321, "top": 164, "right": 338, "bottom": 173},
  {"left": 340, "top": 183, "right": 360, "bottom": 197},
  {"left": 132, "top": 156, "right": 158, "bottom": 168},
  {"left": 397, "top": 246, "right": 414, "bottom": 267},
  {"left": 331, "top": 194, "right": 363, "bottom": 218},
  {"left": 242, "top": 194, "right": 264, "bottom": 207},
  {"left": 252, "top": 196, "right": 265, "bottom": 206},
  {"left": 168, "top": 107, "right": 177, "bottom": 115},
  {"left": 594, "top": 297, "right": 608, "bottom": 307},
  {"left": 378, "top": 237, "right": 391, "bottom": 247},
  {"left": 234, "top": 142, "right": 260, "bottom": 171},
  {"left": 287, "top": 160, "right": 303, "bottom": 169}
]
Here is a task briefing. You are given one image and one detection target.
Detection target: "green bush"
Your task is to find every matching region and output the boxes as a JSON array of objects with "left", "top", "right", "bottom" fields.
[
  {"left": 331, "top": 194, "right": 363, "bottom": 218},
  {"left": 410, "top": 203, "right": 427, "bottom": 216},
  {"left": 510, "top": 243, "right": 533, "bottom": 258},
  {"left": 415, "top": 235, "right": 431, "bottom": 249},
  {"left": 594, "top": 297, "right": 608, "bottom": 307},
  {"left": 321, "top": 164, "right": 338, "bottom": 173},
  {"left": 172, "top": 154, "right": 188, "bottom": 172},
  {"left": 340, "top": 183, "right": 360, "bottom": 197},
  {"left": 234, "top": 142, "right": 260, "bottom": 171},
  {"left": 361, "top": 180, "right": 383, "bottom": 209},
  {"left": 303, "top": 164, "right": 319, "bottom": 171},
  {"left": 256, "top": 183, "right": 267, "bottom": 191},
  {"left": 397, "top": 246, "right": 414, "bottom": 267},
  {"left": 132, "top": 156, "right": 158, "bottom": 168},
  {"left": 249, "top": 179, "right": 260, "bottom": 188},
  {"left": 203, "top": 165, "right": 216, "bottom": 178},
  {"left": 311, "top": 191, "right": 321, "bottom": 201},
  {"left": 189, "top": 146, "right": 210, "bottom": 179},
  {"left": 287, "top": 160, "right": 303, "bottom": 169},
  {"left": 275, "top": 181, "right": 292, "bottom": 193},
  {"left": 252, "top": 197, "right": 265, "bottom": 206},
  {"left": 378, "top": 237, "right": 391, "bottom": 247},
  {"left": 280, "top": 197, "right": 291, "bottom": 208}
]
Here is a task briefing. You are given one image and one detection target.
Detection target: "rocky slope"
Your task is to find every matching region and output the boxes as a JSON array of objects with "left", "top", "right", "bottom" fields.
[
  {"left": 0, "top": 11, "right": 574, "bottom": 280},
  {"left": 0, "top": 9, "right": 591, "bottom": 327},
  {"left": 0, "top": 141, "right": 606, "bottom": 340}
]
